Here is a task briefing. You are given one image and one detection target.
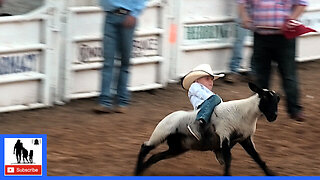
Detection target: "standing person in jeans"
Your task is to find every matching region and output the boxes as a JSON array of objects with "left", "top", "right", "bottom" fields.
[
  {"left": 224, "top": 19, "right": 252, "bottom": 83},
  {"left": 94, "top": 0, "right": 146, "bottom": 114},
  {"left": 238, "top": 0, "right": 307, "bottom": 121}
]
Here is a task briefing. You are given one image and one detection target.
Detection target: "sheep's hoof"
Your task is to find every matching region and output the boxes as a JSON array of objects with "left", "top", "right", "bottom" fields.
[
  {"left": 266, "top": 169, "right": 276, "bottom": 176},
  {"left": 214, "top": 151, "right": 225, "bottom": 165},
  {"left": 134, "top": 166, "right": 144, "bottom": 176}
]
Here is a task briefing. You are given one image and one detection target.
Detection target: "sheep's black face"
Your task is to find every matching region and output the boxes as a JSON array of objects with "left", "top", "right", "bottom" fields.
[
  {"left": 248, "top": 82, "right": 280, "bottom": 122},
  {"left": 259, "top": 90, "right": 280, "bottom": 122}
]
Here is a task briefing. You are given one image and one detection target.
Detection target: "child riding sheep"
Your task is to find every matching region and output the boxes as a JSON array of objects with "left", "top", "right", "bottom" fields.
[{"left": 182, "top": 64, "right": 224, "bottom": 141}]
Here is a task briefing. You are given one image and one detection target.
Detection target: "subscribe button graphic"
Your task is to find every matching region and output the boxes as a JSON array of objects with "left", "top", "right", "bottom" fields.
[
  {"left": 4, "top": 137, "right": 44, "bottom": 176},
  {"left": 5, "top": 165, "right": 42, "bottom": 175}
]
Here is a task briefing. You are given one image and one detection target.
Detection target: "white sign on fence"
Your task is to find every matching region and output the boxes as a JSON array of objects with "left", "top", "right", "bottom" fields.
[
  {"left": 75, "top": 36, "right": 160, "bottom": 63},
  {"left": 184, "top": 23, "right": 235, "bottom": 43},
  {"left": 132, "top": 36, "right": 159, "bottom": 58},
  {"left": 77, "top": 43, "right": 103, "bottom": 63},
  {"left": 0, "top": 52, "right": 39, "bottom": 75}
]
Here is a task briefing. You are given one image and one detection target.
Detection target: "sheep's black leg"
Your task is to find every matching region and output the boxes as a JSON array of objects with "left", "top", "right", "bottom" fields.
[
  {"left": 135, "top": 144, "right": 155, "bottom": 176},
  {"left": 141, "top": 134, "right": 188, "bottom": 174},
  {"left": 222, "top": 139, "right": 232, "bottom": 176},
  {"left": 239, "top": 137, "right": 275, "bottom": 176},
  {"left": 143, "top": 148, "right": 187, "bottom": 172}
]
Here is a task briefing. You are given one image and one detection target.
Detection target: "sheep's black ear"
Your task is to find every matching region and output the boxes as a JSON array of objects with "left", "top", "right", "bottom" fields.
[{"left": 248, "top": 82, "right": 262, "bottom": 93}]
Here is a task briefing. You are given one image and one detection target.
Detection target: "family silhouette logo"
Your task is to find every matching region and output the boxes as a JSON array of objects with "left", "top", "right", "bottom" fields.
[{"left": 4, "top": 138, "right": 42, "bottom": 176}]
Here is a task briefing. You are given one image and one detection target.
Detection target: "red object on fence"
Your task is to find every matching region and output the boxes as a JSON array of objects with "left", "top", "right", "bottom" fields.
[{"left": 169, "top": 24, "right": 177, "bottom": 44}]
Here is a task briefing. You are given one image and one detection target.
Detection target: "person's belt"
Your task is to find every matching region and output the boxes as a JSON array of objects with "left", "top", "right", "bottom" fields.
[{"left": 109, "top": 8, "right": 130, "bottom": 15}]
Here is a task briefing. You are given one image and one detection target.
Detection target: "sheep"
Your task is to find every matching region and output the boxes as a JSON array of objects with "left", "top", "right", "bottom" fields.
[{"left": 135, "top": 82, "right": 280, "bottom": 176}]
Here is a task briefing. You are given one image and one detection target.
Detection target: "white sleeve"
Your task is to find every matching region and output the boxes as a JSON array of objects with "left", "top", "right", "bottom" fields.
[{"left": 189, "top": 83, "right": 213, "bottom": 100}]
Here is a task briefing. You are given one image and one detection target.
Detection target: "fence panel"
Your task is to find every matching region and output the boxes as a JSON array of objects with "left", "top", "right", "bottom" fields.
[
  {"left": 61, "top": 0, "right": 168, "bottom": 100},
  {"left": 170, "top": 0, "right": 244, "bottom": 79},
  {"left": 297, "top": 7, "right": 320, "bottom": 62},
  {"left": 0, "top": 12, "right": 54, "bottom": 112}
]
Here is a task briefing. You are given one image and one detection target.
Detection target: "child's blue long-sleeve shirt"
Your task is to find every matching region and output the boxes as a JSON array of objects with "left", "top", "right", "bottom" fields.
[{"left": 188, "top": 82, "right": 217, "bottom": 110}]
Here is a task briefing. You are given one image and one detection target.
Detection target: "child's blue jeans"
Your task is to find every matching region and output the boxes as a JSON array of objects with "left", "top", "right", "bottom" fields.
[{"left": 196, "top": 94, "right": 222, "bottom": 123}]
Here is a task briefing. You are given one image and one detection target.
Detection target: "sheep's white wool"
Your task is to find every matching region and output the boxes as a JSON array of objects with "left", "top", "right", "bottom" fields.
[
  {"left": 144, "top": 94, "right": 262, "bottom": 148},
  {"left": 145, "top": 110, "right": 197, "bottom": 146},
  {"left": 212, "top": 94, "right": 261, "bottom": 147}
]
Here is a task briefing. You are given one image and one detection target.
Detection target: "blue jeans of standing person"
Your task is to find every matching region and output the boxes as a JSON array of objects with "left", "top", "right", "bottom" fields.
[
  {"left": 99, "top": 12, "right": 135, "bottom": 108},
  {"left": 252, "top": 33, "right": 302, "bottom": 116},
  {"left": 229, "top": 22, "right": 256, "bottom": 75},
  {"left": 229, "top": 22, "right": 247, "bottom": 73},
  {"left": 196, "top": 95, "right": 222, "bottom": 123}
]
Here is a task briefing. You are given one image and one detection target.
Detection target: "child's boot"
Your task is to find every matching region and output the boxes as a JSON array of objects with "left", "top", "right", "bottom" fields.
[{"left": 187, "top": 119, "right": 205, "bottom": 141}]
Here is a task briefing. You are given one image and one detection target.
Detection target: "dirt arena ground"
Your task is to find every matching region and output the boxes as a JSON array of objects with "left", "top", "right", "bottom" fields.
[{"left": 0, "top": 60, "right": 319, "bottom": 176}]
